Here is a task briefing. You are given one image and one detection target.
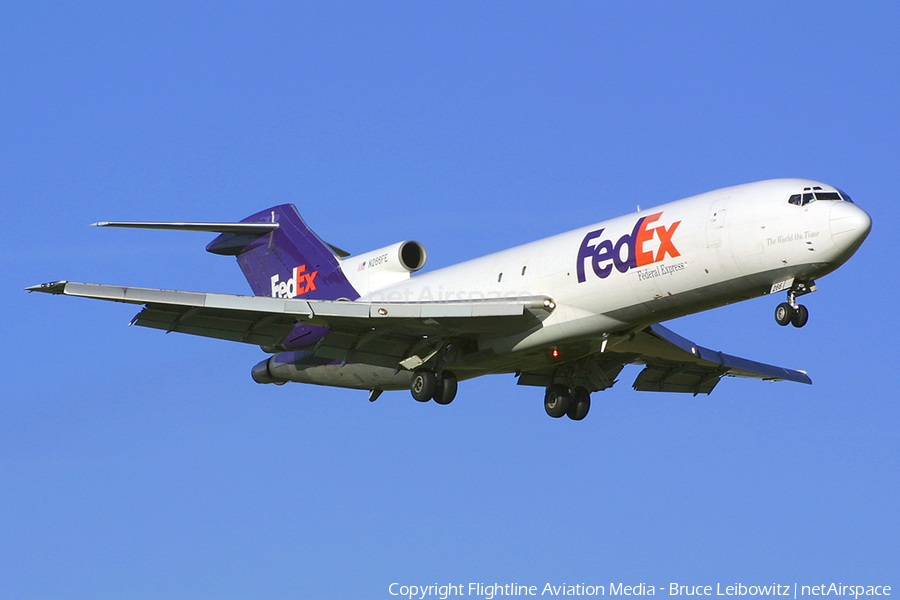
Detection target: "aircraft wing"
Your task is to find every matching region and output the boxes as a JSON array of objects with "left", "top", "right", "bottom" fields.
[
  {"left": 26, "top": 281, "right": 554, "bottom": 354},
  {"left": 612, "top": 323, "right": 810, "bottom": 393},
  {"left": 516, "top": 322, "right": 810, "bottom": 395},
  {"left": 28, "top": 281, "right": 809, "bottom": 392}
]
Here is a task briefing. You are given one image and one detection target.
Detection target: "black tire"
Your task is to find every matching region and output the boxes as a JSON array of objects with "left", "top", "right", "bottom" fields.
[
  {"left": 433, "top": 371, "right": 458, "bottom": 405},
  {"left": 410, "top": 370, "right": 436, "bottom": 402},
  {"left": 544, "top": 384, "right": 571, "bottom": 418},
  {"left": 566, "top": 387, "right": 591, "bottom": 421},
  {"left": 775, "top": 302, "right": 794, "bottom": 326},
  {"left": 791, "top": 304, "right": 809, "bottom": 328}
]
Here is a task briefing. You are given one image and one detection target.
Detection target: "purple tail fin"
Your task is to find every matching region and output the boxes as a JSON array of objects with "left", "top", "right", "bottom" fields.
[{"left": 206, "top": 205, "right": 360, "bottom": 301}]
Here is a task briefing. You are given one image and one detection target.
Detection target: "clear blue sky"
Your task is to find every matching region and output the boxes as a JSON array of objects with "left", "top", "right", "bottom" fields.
[{"left": 2, "top": 2, "right": 897, "bottom": 598}]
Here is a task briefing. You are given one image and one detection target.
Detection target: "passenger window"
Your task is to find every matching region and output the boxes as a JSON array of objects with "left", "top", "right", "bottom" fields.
[{"left": 788, "top": 194, "right": 802, "bottom": 205}]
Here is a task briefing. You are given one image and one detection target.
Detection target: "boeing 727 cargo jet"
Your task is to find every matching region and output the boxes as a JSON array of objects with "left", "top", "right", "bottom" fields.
[{"left": 29, "top": 179, "right": 871, "bottom": 420}]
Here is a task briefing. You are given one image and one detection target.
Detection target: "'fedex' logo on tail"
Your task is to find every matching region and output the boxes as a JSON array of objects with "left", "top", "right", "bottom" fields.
[
  {"left": 271, "top": 265, "right": 318, "bottom": 298},
  {"left": 577, "top": 212, "right": 681, "bottom": 282}
]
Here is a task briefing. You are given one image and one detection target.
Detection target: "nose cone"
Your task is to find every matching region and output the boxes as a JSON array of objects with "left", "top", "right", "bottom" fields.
[{"left": 830, "top": 201, "right": 872, "bottom": 256}]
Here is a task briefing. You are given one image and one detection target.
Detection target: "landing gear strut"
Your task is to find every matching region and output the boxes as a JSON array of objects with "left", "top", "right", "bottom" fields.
[
  {"left": 544, "top": 384, "right": 591, "bottom": 420},
  {"left": 410, "top": 370, "right": 458, "bottom": 404},
  {"left": 774, "top": 287, "right": 810, "bottom": 328}
]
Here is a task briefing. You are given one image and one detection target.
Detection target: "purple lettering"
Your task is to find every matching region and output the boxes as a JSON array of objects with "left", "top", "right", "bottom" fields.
[{"left": 576, "top": 228, "right": 605, "bottom": 283}]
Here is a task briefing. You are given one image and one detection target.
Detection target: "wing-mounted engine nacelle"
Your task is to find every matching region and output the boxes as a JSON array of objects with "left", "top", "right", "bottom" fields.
[{"left": 340, "top": 240, "right": 427, "bottom": 296}]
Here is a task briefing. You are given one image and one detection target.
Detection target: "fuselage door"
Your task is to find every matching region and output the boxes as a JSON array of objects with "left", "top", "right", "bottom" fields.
[{"left": 706, "top": 198, "right": 729, "bottom": 248}]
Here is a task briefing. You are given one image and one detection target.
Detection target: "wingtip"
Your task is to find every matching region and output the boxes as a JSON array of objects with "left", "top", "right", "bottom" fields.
[
  {"left": 789, "top": 369, "right": 812, "bottom": 385},
  {"left": 25, "top": 280, "right": 68, "bottom": 294},
  {"left": 91, "top": 222, "right": 109, "bottom": 227}
]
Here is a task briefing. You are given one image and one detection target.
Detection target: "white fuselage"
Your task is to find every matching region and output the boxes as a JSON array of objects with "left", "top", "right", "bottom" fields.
[{"left": 358, "top": 179, "right": 869, "bottom": 357}]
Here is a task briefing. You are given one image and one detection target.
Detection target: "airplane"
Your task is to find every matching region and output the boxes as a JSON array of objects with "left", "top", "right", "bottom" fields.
[{"left": 28, "top": 178, "right": 871, "bottom": 420}]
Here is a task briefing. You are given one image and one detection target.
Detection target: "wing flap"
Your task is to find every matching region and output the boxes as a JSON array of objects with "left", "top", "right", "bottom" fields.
[
  {"left": 632, "top": 365, "right": 727, "bottom": 394},
  {"left": 133, "top": 306, "right": 297, "bottom": 346}
]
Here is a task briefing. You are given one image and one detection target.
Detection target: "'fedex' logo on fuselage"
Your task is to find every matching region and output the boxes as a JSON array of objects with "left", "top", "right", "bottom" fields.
[
  {"left": 271, "top": 265, "right": 318, "bottom": 298},
  {"left": 577, "top": 212, "right": 681, "bottom": 282}
]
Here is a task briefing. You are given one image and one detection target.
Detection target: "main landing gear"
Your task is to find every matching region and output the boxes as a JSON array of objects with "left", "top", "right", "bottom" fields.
[
  {"left": 410, "top": 369, "right": 458, "bottom": 405},
  {"left": 544, "top": 384, "right": 591, "bottom": 421},
  {"left": 774, "top": 287, "right": 810, "bottom": 328}
]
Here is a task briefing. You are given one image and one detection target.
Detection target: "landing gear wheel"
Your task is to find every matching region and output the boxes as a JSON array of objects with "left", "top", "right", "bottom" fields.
[
  {"left": 410, "top": 370, "right": 436, "bottom": 402},
  {"left": 433, "top": 371, "right": 458, "bottom": 405},
  {"left": 775, "top": 302, "right": 795, "bottom": 326},
  {"left": 566, "top": 387, "right": 591, "bottom": 421},
  {"left": 791, "top": 304, "right": 809, "bottom": 328},
  {"left": 544, "top": 384, "right": 571, "bottom": 418}
]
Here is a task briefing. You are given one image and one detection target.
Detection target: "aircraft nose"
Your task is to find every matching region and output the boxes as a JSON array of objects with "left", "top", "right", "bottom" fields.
[{"left": 829, "top": 201, "right": 872, "bottom": 253}]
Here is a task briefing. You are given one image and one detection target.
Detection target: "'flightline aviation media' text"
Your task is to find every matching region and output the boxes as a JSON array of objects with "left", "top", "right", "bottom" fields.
[{"left": 388, "top": 583, "right": 891, "bottom": 600}]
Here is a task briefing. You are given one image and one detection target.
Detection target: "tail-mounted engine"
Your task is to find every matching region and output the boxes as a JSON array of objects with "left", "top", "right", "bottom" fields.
[{"left": 340, "top": 240, "right": 427, "bottom": 296}]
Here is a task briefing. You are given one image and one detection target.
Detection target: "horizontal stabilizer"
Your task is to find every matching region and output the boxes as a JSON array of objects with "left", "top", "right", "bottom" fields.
[
  {"left": 92, "top": 221, "right": 280, "bottom": 234},
  {"left": 93, "top": 216, "right": 349, "bottom": 258}
]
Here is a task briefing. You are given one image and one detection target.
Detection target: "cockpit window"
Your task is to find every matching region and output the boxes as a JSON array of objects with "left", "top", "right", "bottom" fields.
[
  {"left": 837, "top": 188, "right": 854, "bottom": 203},
  {"left": 815, "top": 192, "right": 841, "bottom": 201},
  {"left": 788, "top": 187, "right": 853, "bottom": 206}
]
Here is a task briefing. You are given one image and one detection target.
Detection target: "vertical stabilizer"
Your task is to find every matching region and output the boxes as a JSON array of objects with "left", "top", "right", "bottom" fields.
[{"left": 206, "top": 205, "right": 360, "bottom": 301}]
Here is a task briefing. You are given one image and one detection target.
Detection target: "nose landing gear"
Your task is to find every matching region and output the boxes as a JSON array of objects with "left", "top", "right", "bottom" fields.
[{"left": 774, "top": 284, "right": 811, "bottom": 328}]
